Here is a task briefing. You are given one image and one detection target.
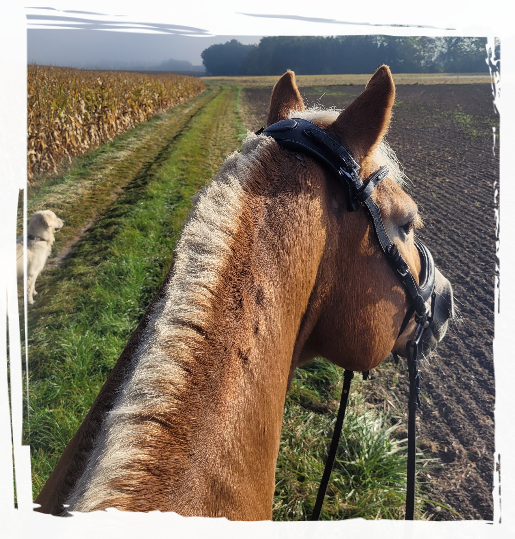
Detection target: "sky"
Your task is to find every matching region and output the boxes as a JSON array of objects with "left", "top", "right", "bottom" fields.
[{"left": 0, "top": 0, "right": 515, "bottom": 67}]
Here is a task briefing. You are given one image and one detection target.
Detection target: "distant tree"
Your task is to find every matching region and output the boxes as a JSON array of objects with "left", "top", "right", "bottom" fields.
[
  {"left": 243, "top": 36, "right": 382, "bottom": 75},
  {"left": 200, "top": 36, "right": 493, "bottom": 76},
  {"left": 331, "top": 35, "right": 384, "bottom": 74},
  {"left": 243, "top": 37, "right": 296, "bottom": 75},
  {"left": 438, "top": 22, "right": 463, "bottom": 73},
  {"left": 461, "top": 24, "right": 497, "bottom": 71},
  {"left": 415, "top": 37, "right": 444, "bottom": 72},
  {"left": 374, "top": 36, "right": 425, "bottom": 73},
  {"left": 201, "top": 39, "right": 255, "bottom": 76},
  {"left": 367, "top": 24, "right": 437, "bottom": 73},
  {"left": 438, "top": 37, "right": 489, "bottom": 72},
  {"left": 301, "top": 37, "right": 330, "bottom": 73}
]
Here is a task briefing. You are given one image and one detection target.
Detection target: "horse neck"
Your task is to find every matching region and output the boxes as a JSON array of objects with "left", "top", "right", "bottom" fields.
[{"left": 65, "top": 139, "right": 328, "bottom": 519}]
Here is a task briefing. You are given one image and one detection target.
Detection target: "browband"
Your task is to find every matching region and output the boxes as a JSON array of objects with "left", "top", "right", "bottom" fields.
[{"left": 258, "top": 118, "right": 387, "bottom": 212}]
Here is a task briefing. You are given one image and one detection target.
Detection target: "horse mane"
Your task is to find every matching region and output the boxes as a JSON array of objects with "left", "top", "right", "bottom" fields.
[
  {"left": 66, "top": 132, "right": 280, "bottom": 512},
  {"left": 67, "top": 105, "right": 410, "bottom": 512},
  {"left": 35, "top": 67, "right": 455, "bottom": 521}
]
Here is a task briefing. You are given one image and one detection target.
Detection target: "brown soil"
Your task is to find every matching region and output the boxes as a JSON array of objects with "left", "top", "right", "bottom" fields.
[{"left": 242, "top": 83, "right": 499, "bottom": 521}]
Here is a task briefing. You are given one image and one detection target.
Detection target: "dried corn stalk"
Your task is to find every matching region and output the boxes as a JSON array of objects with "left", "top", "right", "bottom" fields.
[{"left": 27, "top": 65, "right": 206, "bottom": 183}]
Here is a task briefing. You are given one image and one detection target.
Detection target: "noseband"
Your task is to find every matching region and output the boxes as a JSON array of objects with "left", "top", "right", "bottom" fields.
[{"left": 258, "top": 118, "right": 436, "bottom": 520}]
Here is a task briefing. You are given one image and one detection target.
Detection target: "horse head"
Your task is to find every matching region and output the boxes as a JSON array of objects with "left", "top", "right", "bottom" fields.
[{"left": 265, "top": 67, "right": 454, "bottom": 375}]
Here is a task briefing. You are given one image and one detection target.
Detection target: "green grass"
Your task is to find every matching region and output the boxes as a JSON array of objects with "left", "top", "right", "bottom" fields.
[
  {"left": 274, "top": 359, "right": 428, "bottom": 520},
  {"left": 24, "top": 79, "right": 433, "bottom": 520},
  {"left": 451, "top": 105, "right": 499, "bottom": 139}
]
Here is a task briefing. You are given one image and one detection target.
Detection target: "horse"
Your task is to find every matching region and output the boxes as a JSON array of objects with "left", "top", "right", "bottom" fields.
[{"left": 34, "top": 65, "right": 454, "bottom": 520}]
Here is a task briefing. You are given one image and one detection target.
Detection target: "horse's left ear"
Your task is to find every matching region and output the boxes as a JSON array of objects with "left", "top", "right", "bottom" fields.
[
  {"left": 328, "top": 65, "right": 395, "bottom": 163},
  {"left": 267, "top": 70, "right": 305, "bottom": 126}
]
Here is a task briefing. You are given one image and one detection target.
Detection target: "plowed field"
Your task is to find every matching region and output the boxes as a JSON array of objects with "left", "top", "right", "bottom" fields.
[{"left": 242, "top": 83, "right": 499, "bottom": 521}]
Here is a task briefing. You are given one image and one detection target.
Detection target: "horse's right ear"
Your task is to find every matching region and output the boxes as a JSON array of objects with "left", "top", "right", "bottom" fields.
[
  {"left": 267, "top": 70, "right": 305, "bottom": 126},
  {"left": 328, "top": 65, "right": 395, "bottom": 163}
]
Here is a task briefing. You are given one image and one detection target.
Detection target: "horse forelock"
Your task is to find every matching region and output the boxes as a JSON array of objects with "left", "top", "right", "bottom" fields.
[{"left": 66, "top": 133, "right": 281, "bottom": 513}]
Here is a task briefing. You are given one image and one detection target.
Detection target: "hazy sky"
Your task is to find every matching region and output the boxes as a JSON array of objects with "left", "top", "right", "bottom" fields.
[{"left": 0, "top": 0, "right": 515, "bottom": 66}]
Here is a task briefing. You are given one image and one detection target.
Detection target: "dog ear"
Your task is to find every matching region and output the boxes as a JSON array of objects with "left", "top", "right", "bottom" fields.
[
  {"left": 267, "top": 70, "right": 305, "bottom": 126},
  {"left": 28, "top": 211, "right": 51, "bottom": 239}
]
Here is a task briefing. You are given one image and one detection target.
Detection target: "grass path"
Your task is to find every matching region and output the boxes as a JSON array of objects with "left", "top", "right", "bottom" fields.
[{"left": 24, "top": 83, "right": 245, "bottom": 496}]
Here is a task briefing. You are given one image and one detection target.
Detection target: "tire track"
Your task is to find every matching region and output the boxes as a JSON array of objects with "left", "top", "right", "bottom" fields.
[{"left": 22, "top": 85, "right": 224, "bottom": 272}]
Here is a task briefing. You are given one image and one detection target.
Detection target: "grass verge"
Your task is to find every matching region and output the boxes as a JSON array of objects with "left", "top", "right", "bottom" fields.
[{"left": 274, "top": 359, "right": 432, "bottom": 520}]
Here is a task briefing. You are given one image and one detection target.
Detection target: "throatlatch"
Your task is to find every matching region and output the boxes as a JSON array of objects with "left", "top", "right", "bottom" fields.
[{"left": 258, "top": 118, "right": 436, "bottom": 520}]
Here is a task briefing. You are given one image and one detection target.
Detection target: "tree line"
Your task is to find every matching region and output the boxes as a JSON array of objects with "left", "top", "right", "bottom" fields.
[{"left": 201, "top": 36, "right": 496, "bottom": 76}]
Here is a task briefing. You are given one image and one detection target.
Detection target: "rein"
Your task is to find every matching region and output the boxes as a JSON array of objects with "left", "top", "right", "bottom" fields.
[{"left": 258, "top": 118, "right": 436, "bottom": 521}]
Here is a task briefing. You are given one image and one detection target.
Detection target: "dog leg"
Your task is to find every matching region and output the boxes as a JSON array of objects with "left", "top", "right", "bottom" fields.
[
  {"left": 27, "top": 281, "right": 35, "bottom": 305},
  {"left": 27, "top": 276, "right": 35, "bottom": 304}
]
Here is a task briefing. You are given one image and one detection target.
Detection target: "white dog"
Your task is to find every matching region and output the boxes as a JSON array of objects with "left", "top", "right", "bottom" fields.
[{"left": 17, "top": 210, "right": 64, "bottom": 304}]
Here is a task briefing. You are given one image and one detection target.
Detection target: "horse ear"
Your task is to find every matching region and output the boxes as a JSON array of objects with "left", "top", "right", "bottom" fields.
[
  {"left": 328, "top": 65, "right": 395, "bottom": 162},
  {"left": 267, "top": 70, "right": 305, "bottom": 126}
]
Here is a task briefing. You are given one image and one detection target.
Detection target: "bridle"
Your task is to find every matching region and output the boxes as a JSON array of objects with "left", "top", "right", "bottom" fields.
[
  {"left": 258, "top": 118, "right": 436, "bottom": 322},
  {"left": 257, "top": 118, "right": 437, "bottom": 520},
  {"left": 259, "top": 118, "right": 436, "bottom": 520}
]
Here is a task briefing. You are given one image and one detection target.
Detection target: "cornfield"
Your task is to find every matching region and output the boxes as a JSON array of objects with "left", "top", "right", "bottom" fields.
[{"left": 27, "top": 65, "right": 206, "bottom": 183}]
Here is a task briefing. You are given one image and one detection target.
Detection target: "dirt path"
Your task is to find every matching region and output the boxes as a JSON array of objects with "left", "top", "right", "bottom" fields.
[
  {"left": 24, "top": 82, "right": 244, "bottom": 323},
  {"left": 241, "top": 83, "right": 498, "bottom": 521},
  {"left": 19, "top": 84, "right": 224, "bottom": 265}
]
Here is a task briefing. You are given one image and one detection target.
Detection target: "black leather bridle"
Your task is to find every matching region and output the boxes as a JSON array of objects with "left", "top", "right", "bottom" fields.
[{"left": 257, "top": 118, "right": 437, "bottom": 520}]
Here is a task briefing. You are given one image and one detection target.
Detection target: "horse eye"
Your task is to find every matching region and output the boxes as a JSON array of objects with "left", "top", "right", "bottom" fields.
[{"left": 400, "top": 220, "right": 414, "bottom": 235}]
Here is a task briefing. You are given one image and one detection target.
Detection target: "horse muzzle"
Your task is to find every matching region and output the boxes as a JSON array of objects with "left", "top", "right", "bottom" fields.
[
  {"left": 393, "top": 265, "right": 454, "bottom": 359},
  {"left": 421, "top": 267, "right": 454, "bottom": 352}
]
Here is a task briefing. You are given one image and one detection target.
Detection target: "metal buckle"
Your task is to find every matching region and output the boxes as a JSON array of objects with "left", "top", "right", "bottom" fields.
[
  {"left": 412, "top": 318, "right": 429, "bottom": 347},
  {"left": 397, "top": 265, "right": 410, "bottom": 278}
]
